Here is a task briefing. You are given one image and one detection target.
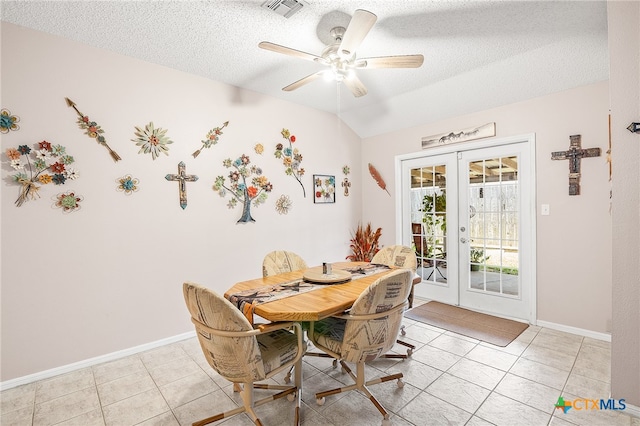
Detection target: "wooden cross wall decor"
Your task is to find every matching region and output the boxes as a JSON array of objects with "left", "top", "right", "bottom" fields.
[
  {"left": 551, "top": 134, "right": 601, "bottom": 195},
  {"left": 165, "top": 161, "right": 198, "bottom": 209}
]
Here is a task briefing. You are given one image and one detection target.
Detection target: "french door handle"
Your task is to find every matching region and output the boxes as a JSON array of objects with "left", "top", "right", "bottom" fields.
[{"left": 460, "top": 237, "right": 468, "bottom": 244}]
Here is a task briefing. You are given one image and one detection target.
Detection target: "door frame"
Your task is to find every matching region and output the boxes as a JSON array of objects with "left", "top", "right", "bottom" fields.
[{"left": 394, "top": 133, "right": 537, "bottom": 324}]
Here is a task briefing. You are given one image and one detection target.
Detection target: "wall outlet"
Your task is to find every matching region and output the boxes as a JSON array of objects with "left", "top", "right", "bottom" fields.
[{"left": 541, "top": 204, "right": 550, "bottom": 215}]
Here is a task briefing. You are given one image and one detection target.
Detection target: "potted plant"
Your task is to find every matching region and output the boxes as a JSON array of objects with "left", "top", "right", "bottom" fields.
[
  {"left": 470, "top": 248, "right": 489, "bottom": 271},
  {"left": 346, "top": 222, "right": 382, "bottom": 262}
]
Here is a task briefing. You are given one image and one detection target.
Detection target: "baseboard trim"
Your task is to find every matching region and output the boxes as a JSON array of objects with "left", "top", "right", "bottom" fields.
[
  {"left": 536, "top": 320, "right": 611, "bottom": 342},
  {"left": 623, "top": 403, "right": 640, "bottom": 419},
  {"left": 0, "top": 331, "right": 195, "bottom": 391}
]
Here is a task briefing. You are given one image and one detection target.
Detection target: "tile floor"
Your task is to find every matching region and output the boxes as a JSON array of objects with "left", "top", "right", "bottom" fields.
[{"left": 2, "top": 301, "right": 638, "bottom": 426}]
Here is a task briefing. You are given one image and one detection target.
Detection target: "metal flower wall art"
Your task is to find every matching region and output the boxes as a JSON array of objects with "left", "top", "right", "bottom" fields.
[
  {"left": 65, "top": 98, "right": 121, "bottom": 161},
  {"left": 1, "top": 108, "right": 20, "bottom": 133},
  {"left": 132, "top": 122, "right": 173, "bottom": 160},
  {"left": 117, "top": 175, "right": 140, "bottom": 195},
  {"left": 4, "top": 141, "right": 79, "bottom": 207},
  {"left": 275, "top": 194, "right": 292, "bottom": 215},
  {"left": 192, "top": 120, "right": 229, "bottom": 158},
  {"left": 54, "top": 191, "right": 83, "bottom": 213},
  {"left": 274, "top": 128, "right": 306, "bottom": 197},
  {"left": 213, "top": 154, "right": 273, "bottom": 223}
]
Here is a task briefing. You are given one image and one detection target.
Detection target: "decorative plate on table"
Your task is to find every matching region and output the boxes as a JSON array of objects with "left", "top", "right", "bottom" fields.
[{"left": 302, "top": 268, "right": 351, "bottom": 284}]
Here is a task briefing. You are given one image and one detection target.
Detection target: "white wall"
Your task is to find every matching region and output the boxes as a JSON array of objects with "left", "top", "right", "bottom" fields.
[
  {"left": 0, "top": 23, "right": 362, "bottom": 381},
  {"left": 361, "top": 81, "right": 612, "bottom": 334}
]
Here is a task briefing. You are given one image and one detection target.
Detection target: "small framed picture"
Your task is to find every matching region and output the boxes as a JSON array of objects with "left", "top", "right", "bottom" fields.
[{"left": 313, "top": 174, "right": 335, "bottom": 204}]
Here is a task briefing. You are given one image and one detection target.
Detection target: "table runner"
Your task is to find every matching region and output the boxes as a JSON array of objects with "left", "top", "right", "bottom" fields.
[{"left": 227, "top": 264, "right": 391, "bottom": 324}]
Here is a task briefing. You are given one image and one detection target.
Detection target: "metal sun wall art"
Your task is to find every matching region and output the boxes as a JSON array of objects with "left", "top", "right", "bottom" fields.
[
  {"left": 213, "top": 154, "right": 273, "bottom": 223},
  {"left": 5, "top": 141, "right": 79, "bottom": 207},
  {"left": 192, "top": 120, "right": 229, "bottom": 158},
  {"left": 314, "top": 175, "right": 335, "bottom": 204},
  {"left": 275, "top": 128, "right": 306, "bottom": 197},
  {"left": 1, "top": 108, "right": 20, "bottom": 133},
  {"left": 66, "top": 98, "right": 121, "bottom": 161},
  {"left": 133, "top": 122, "right": 173, "bottom": 160},
  {"left": 275, "top": 194, "right": 292, "bottom": 215},
  {"left": 165, "top": 162, "right": 198, "bottom": 209}
]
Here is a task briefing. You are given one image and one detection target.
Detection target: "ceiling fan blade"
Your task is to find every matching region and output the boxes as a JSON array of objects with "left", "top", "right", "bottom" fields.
[
  {"left": 356, "top": 55, "right": 425, "bottom": 69},
  {"left": 343, "top": 73, "right": 368, "bottom": 97},
  {"left": 282, "top": 71, "right": 325, "bottom": 92},
  {"left": 339, "top": 9, "right": 377, "bottom": 59},
  {"left": 258, "top": 41, "right": 321, "bottom": 62}
]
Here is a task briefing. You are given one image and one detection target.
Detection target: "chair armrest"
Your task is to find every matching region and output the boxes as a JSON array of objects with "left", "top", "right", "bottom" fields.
[
  {"left": 191, "top": 318, "right": 301, "bottom": 338},
  {"left": 331, "top": 300, "right": 408, "bottom": 321}
]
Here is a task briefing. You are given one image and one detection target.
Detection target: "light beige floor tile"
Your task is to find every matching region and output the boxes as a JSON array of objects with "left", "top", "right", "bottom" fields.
[
  {"left": 482, "top": 338, "right": 530, "bottom": 356},
  {"left": 509, "top": 357, "right": 570, "bottom": 390},
  {"left": 0, "top": 405, "right": 34, "bottom": 426},
  {"left": 426, "top": 373, "right": 490, "bottom": 413},
  {"left": 581, "top": 337, "right": 611, "bottom": 350},
  {"left": 521, "top": 343, "right": 577, "bottom": 372},
  {"left": 448, "top": 358, "right": 505, "bottom": 390},
  {"left": 97, "top": 370, "right": 157, "bottom": 406},
  {"left": 466, "top": 416, "right": 497, "bottom": 426},
  {"left": 563, "top": 373, "right": 610, "bottom": 400},
  {"left": 428, "top": 334, "right": 478, "bottom": 357},
  {"left": 315, "top": 390, "right": 394, "bottom": 426},
  {"left": 494, "top": 373, "right": 559, "bottom": 413},
  {"left": 466, "top": 344, "right": 518, "bottom": 371},
  {"left": 572, "top": 344, "right": 611, "bottom": 383},
  {"left": 384, "top": 358, "right": 443, "bottom": 391},
  {"left": 411, "top": 344, "right": 461, "bottom": 371},
  {"left": 401, "top": 323, "right": 444, "bottom": 344},
  {"left": 0, "top": 382, "right": 35, "bottom": 414},
  {"left": 532, "top": 329, "right": 583, "bottom": 357},
  {"left": 360, "top": 379, "right": 421, "bottom": 413},
  {"left": 35, "top": 368, "right": 95, "bottom": 404},
  {"left": 146, "top": 356, "right": 203, "bottom": 387},
  {"left": 140, "top": 343, "right": 189, "bottom": 370},
  {"left": 101, "top": 387, "right": 169, "bottom": 426},
  {"left": 33, "top": 386, "right": 100, "bottom": 426},
  {"left": 55, "top": 408, "right": 105, "bottom": 426},
  {"left": 398, "top": 391, "right": 473, "bottom": 425},
  {"left": 171, "top": 390, "right": 243, "bottom": 426},
  {"left": 92, "top": 356, "right": 145, "bottom": 385},
  {"left": 475, "top": 392, "right": 551, "bottom": 426},
  {"left": 159, "top": 369, "right": 218, "bottom": 409},
  {"left": 135, "top": 411, "right": 179, "bottom": 426}
]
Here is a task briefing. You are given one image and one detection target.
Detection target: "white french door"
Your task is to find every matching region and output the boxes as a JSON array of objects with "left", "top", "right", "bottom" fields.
[{"left": 397, "top": 135, "right": 536, "bottom": 322}]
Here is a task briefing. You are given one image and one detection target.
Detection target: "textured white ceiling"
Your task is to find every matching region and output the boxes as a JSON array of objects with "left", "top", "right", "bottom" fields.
[{"left": 0, "top": 0, "right": 609, "bottom": 138}]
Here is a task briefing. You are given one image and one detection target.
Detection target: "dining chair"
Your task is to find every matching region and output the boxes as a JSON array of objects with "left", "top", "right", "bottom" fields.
[
  {"left": 412, "top": 222, "right": 447, "bottom": 281},
  {"left": 183, "top": 282, "right": 306, "bottom": 426},
  {"left": 307, "top": 269, "right": 413, "bottom": 426},
  {"left": 262, "top": 250, "right": 308, "bottom": 277},
  {"left": 370, "top": 245, "right": 418, "bottom": 358}
]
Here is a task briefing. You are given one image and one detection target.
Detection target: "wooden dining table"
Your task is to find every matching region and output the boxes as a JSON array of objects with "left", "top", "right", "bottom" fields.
[{"left": 225, "top": 261, "right": 419, "bottom": 323}]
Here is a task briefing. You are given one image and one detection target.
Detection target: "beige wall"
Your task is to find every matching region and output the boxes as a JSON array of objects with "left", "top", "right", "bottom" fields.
[
  {"left": 361, "top": 81, "right": 612, "bottom": 334},
  {"left": 608, "top": 1, "right": 640, "bottom": 408},
  {"left": 0, "top": 23, "right": 362, "bottom": 382}
]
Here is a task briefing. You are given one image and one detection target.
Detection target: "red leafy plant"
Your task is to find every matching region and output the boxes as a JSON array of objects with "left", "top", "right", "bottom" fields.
[{"left": 346, "top": 222, "right": 382, "bottom": 262}]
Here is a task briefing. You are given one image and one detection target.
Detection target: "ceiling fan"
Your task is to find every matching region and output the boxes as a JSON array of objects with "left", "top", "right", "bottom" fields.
[{"left": 258, "top": 9, "right": 424, "bottom": 97}]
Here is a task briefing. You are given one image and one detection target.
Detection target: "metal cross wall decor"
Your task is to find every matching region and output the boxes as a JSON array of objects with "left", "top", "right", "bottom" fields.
[
  {"left": 165, "top": 161, "right": 198, "bottom": 209},
  {"left": 551, "top": 134, "right": 601, "bottom": 195}
]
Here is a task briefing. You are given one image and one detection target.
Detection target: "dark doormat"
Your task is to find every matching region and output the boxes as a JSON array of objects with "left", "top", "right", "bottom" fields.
[{"left": 405, "top": 301, "right": 529, "bottom": 347}]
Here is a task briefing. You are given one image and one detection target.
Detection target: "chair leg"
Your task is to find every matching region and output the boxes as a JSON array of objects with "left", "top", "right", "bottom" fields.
[
  {"left": 192, "top": 381, "right": 299, "bottom": 426},
  {"left": 315, "top": 361, "right": 403, "bottom": 423}
]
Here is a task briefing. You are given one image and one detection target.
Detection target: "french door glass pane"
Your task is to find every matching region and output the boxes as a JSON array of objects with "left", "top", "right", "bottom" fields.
[
  {"left": 468, "top": 156, "right": 520, "bottom": 297},
  {"left": 410, "top": 165, "right": 448, "bottom": 283}
]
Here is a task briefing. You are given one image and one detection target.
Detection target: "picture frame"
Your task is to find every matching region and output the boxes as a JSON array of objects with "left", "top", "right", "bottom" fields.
[{"left": 313, "top": 174, "right": 335, "bottom": 204}]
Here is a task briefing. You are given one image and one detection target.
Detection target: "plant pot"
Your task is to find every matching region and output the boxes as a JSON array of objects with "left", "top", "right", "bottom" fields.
[{"left": 470, "top": 264, "right": 480, "bottom": 271}]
